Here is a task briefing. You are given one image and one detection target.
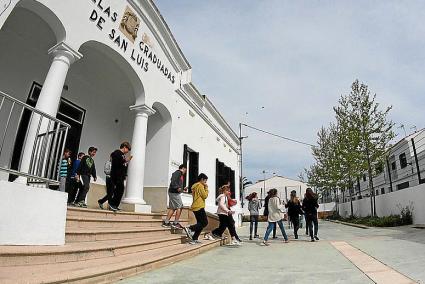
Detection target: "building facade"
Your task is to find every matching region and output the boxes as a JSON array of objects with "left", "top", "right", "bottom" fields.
[
  {"left": 0, "top": 0, "right": 240, "bottom": 244},
  {"left": 243, "top": 176, "right": 309, "bottom": 215}
]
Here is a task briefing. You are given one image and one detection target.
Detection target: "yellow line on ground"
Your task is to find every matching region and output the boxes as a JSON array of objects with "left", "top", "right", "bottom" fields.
[{"left": 330, "top": 241, "right": 417, "bottom": 284}]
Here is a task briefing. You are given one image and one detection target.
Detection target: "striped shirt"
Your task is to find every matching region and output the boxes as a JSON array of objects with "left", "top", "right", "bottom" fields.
[{"left": 59, "top": 159, "right": 69, "bottom": 177}]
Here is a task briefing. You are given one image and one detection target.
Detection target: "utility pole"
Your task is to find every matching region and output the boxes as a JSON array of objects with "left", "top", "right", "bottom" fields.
[{"left": 239, "top": 123, "right": 248, "bottom": 207}]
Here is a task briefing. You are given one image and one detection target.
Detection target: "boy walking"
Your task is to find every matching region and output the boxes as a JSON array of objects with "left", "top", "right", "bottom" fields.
[
  {"left": 162, "top": 164, "right": 187, "bottom": 229},
  {"left": 67, "top": 152, "right": 85, "bottom": 205},
  {"left": 105, "top": 142, "right": 132, "bottom": 211},
  {"left": 59, "top": 149, "right": 71, "bottom": 192},
  {"left": 76, "top": 146, "right": 97, "bottom": 207}
]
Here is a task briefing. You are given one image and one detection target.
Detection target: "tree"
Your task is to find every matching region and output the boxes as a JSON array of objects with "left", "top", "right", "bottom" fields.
[
  {"left": 306, "top": 79, "right": 395, "bottom": 217},
  {"left": 347, "top": 80, "right": 395, "bottom": 216}
]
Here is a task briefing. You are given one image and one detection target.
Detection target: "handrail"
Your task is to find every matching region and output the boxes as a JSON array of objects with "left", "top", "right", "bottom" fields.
[
  {"left": 0, "top": 90, "right": 70, "bottom": 128},
  {"left": 0, "top": 90, "right": 70, "bottom": 187}
]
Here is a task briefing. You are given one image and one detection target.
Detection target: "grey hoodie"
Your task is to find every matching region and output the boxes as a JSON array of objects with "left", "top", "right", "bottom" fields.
[{"left": 248, "top": 199, "right": 262, "bottom": 215}]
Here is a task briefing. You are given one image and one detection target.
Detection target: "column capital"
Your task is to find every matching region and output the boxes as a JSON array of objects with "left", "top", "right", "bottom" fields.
[
  {"left": 48, "top": 42, "right": 83, "bottom": 65},
  {"left": 129, "top": 104, "right": 156, "bottom": 116}
]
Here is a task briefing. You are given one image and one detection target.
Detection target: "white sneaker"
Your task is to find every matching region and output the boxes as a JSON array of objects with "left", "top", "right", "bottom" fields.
[
  {"left": 229, "top": 240, "right": 241, "bottom": 246},
  {"left": 183, "top": 227, "right": 194, "bottom": 240},
  {"left": 204, "top": 234, "right": 215, "bottom": 241}
]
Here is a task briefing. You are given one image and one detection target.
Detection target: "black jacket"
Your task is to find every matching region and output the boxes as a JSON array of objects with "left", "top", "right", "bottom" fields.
[
  {"left": 263, "top": 195, "right": 270, "bottom": 216},
  {"left": 286, "top": 200, "right": 303, "bottom": 218},
  {"left": 168, "top": 170, "right": 184, "bottom": 193},
  {"left": 110, "top": 150, "right": 127, "bottom": 181},
  {"left": 302, "top": 197, "right": 319, "bottom": 216},
  {"left": 77, "top": 155, "right": 96, "bottom": 178}
]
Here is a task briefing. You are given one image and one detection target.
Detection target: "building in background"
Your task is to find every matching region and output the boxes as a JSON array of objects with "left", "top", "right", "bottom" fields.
[{"left": 243, "top": 175, "right": 309, "bottom": 215}]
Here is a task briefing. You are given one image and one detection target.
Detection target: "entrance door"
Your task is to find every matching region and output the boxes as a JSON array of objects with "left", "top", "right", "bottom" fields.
[
  {"left": 55, "top": 98, "right": 85, "bottom": 160},
  {"left": 10, "top": 82, "right": 85, "bottom": 179}
]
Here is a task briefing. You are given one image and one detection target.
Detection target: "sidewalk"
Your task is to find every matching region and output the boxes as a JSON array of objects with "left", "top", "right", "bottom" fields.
[{"left": 119, "top": 221, "right": 425, "bottom": 284}]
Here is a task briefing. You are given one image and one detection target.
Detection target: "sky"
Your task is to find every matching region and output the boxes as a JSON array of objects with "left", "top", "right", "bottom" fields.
[{"left": 155, "top": 0, "right": 425, "bottom": 183}]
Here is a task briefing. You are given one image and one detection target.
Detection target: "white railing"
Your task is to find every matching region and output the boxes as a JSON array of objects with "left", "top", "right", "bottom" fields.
[{"left": 0, "top": 90, "right": 70, "bottom": 186}]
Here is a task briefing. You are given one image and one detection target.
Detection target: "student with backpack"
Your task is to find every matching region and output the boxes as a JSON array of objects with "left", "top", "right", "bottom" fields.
[
  {"left": 98, "top": 155, "right": 113, "bottom": 210},
  {"left": 246, "top": 192, "right": 261, "bottom": 240},
  {"left": 211, "top": 184, "right": 241, "bottom": 246}
]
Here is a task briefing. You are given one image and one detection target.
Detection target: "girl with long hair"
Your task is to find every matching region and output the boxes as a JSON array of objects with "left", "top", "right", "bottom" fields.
[
  {"left": 211, "top": 184, "right": 241, "bottom": 245},
  {"left": 302, "top": 188, "right": 319, "bottom": 242},
  {"left": 246, "top": 192, "right": 261, "bottom": 240},
  {"left": 263, "top": 188, "right": 289, "bottom": 246},
  {"left": 285, "top": 190, "right": 303, "bottom": 239}
]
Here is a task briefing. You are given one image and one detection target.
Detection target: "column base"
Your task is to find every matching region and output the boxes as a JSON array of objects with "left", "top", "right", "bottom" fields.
[{"left": 120, "top": 203, "right": 152, "bottom": 213}]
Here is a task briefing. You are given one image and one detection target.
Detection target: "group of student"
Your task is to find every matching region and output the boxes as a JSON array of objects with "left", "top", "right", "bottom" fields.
[
  {"left": 59, "top": 142, "right": 133, "bottom": 211},
  {"left": 162, "top": 165, "right": 242, "bottom": 245},
  {"left": 247, "top": 187, "right": 320, "bottom": 245}
]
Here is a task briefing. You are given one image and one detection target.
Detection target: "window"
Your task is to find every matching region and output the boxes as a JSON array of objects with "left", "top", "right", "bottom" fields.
[
  {"left": 363, "top": 174, "right": 367, "bottom": 182},
  {"left": 183, "top": 145, "right": 199, "bottom": 193},
  {"left": 216, "top": 159, "right": 235, "bottom": 199},
  {"left": 399, "top": 153, "right": 407, "bottom": 169},
  {"left": 375, "top": 162, "right": 384, "bottom": 174},
  {"left": 391, "top": 161, "right": 396, "bottom": 171},
  {"left": 58, "top": 98, "right": 85, "bottom": 124},
  {"left": 381, "top": 188, "right": 385, "bottom": 194},
  {"left": 396, "top": 182, "right": 409, "bottom": 191}
]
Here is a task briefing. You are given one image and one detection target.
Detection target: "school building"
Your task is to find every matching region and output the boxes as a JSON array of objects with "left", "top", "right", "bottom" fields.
[{"left": 0, "top": 0, "right": 240, "bottom": 246}]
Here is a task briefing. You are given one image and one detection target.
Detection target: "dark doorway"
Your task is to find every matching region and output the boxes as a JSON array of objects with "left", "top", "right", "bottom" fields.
[
  {"left": 10, "top": 82, "right": 85, "bottom": 181},
  {"left": 183, "top": 144, "right": 199, "bottom": 192},
  {"left": 215, "top": 159, "right": 235, "bottom": 199}
]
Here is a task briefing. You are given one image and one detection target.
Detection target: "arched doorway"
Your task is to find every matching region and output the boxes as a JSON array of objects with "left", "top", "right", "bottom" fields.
[
  {"left": 64, "top": 40, "right": 144, "bottom": 183},
  {"left": 144, "top": 102, "right": 172, "bottom": 212},
  {"left": 0, "top": 2, "right": 65, "bottom": 181}
]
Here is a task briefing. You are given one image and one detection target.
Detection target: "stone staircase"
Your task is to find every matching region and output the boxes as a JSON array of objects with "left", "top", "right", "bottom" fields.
[{"left": 0, "top": 207, "right": 224, "bottom": 283}]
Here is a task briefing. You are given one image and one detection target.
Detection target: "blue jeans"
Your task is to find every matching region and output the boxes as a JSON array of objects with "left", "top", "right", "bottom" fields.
[{"left": 264, "top": 220, "right": 288, "bottom": 241}]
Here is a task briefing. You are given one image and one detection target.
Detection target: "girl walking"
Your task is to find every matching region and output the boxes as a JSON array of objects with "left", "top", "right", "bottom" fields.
[
  {"left": 264, "top": 190, "right": 277, "bottom": 239},
  {"left": 263, "top": 188, "right": 289, "bottom": 246},
  {"left": 303, "top": 188, "right": 319, "bottom": 242},
  {"left": 246, "top": 192, "right": 261, "bottom": 240},
  {"left": 285, "top": 190, "right": 303, "bottom": 239},
  {"left": 211, "top": 185, "right": 241, "bottom": 245}
]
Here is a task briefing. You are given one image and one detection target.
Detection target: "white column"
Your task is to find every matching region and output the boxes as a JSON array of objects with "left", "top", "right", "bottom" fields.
[
  {"left": 17, "top": 42, "right": 82, "bottom": 182},
  {"left": 122, "top": 104, "right": 155, "bottom": 211}
]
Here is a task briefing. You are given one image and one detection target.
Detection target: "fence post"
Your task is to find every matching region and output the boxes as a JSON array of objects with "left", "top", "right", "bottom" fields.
[{"left": 411, "top": 138, "right": 422, "bottom": 184}]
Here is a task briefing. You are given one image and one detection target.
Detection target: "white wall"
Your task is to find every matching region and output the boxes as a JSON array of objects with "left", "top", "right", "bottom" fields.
[
  {"left": 338, "top": 183, "right": 425, "bottom": 225},
  {"left": 0, "top": 180, "right": 67, "bottom": 245}
]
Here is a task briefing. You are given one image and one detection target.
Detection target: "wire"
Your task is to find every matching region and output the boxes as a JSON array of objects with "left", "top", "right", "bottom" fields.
[{"left": 241, "top": 123, "right": 315, "bottom": 147}]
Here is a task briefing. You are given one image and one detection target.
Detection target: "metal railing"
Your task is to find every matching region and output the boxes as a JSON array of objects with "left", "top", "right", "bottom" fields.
[{"left": 0, "top": 90, "right": 70, "bottom": 187}]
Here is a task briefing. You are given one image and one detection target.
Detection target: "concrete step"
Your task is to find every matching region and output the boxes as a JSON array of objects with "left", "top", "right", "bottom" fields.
[
  {"left": 0, "top": 235, "right": 187, "bottom": 266},
  {"left": 65, "top": 227, "right": 179, "bottom": 242},
  {"left": 66, "top": 207, "right": 166, "bottom": 220},
  {"left": 66, "top": 216, "right": 189, "bottom": 229},
  {"left": 0, "top": 239, "right": 224, "bottom": 284}
]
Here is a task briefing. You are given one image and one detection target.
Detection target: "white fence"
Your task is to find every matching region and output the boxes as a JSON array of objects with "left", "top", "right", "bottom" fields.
[{"left": 338, "top": 183, "right": 425, "bottom": 224}]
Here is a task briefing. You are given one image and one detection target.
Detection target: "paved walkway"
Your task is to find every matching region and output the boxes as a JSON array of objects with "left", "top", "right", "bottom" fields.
[{"left": 119, "top": 221, "right": 425, "bottom": 284}]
